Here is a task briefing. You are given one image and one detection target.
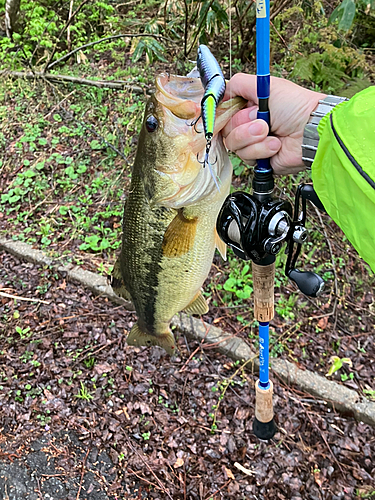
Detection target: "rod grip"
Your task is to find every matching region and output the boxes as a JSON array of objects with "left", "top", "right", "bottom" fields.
[
  {"left": 253, "top": 380, "right": 277, "bottom": 440},
  {"left": 252, "top": 262, "right": 275, "bottom": 322},
  {"left": 254, "top": 380, "right": 274, "bottom": 422}
]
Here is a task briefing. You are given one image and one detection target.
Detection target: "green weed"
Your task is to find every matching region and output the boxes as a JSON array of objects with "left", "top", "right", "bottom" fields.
[{"left": 75, "top": 381, "right": 93, "bottom": 401}]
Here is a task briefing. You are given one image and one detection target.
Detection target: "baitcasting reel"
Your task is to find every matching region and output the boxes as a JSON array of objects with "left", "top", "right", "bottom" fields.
[{"left": 217, "top": 183, "right": 325, "bottom": 298}]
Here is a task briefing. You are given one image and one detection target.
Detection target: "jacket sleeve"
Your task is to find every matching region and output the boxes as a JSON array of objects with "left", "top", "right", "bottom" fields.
[{"left": 311, "top": 86, "right": 375, "bottom": 272}]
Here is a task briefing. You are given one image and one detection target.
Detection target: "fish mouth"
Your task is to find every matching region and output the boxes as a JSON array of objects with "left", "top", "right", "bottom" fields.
[
  {"left": 155, "top": 72, "right": 246, "bottom": 152},
  {"left": 155, "top": 73, "right": 202, "bottom": 120},
  {"left": 153, "top": 72, "right": 247, "bottom": 207}
]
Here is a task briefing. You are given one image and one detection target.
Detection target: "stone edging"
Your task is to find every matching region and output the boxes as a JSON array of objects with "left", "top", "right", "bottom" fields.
[{"left": 1, "top": 237, "right": 375, "bottom": 426}]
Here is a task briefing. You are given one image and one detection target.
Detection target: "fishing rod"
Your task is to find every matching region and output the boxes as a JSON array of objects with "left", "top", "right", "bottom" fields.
[
  {"left": 247, "top": 0, "right": 276, "bottom": 440},
  {"left": 216, "top": 0, "right": 325, "bottom": 440}
]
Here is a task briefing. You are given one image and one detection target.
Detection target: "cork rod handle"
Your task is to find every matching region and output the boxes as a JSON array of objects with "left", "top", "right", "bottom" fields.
[{"left": 252, "top": 261, "right": 275, "bottom": 323}]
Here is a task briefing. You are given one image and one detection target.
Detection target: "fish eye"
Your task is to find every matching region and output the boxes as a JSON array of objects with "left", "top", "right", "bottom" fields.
[{"left": 145, "top": 115, "right": 159, "bottom": 133}]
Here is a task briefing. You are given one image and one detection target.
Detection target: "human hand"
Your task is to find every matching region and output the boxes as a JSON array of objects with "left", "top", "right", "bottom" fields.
[{"left": 222, "top": 73, "right": 327, "bottom": 175}]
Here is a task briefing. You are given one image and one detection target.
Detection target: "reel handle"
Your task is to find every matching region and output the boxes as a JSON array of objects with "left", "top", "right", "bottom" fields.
[
  {"left": 300, "top": 184, "right": 325, "bottom": 212},
  {"left": 287, "top": 269, "right": 325, "bottom": 298}
]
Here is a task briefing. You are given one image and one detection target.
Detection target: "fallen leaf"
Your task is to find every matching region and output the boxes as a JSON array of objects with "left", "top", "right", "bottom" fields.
[
  {"left": 223, "top": 466, "right": 235, "bottom": 480},
  {"left": 173, "top": 457, "right": 184, "bottom": 468},
  {"left": 94, "top": 362, "right": 113, "bottom": 375},
  {"left": 317, "top": 316, "right": 328, "bottom": 329},
  {"left": 234, "top": 462, "right": 256, "bottom": 476}
]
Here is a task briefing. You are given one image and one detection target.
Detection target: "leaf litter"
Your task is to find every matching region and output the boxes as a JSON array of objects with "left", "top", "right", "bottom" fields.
[{"left": 0, "top": 251, "right": 374, "bottom": 499}]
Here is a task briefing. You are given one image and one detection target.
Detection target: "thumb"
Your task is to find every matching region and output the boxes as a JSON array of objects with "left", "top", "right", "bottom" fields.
[{"left": 224, "top": 73, "right": 258, "bottom": 104}]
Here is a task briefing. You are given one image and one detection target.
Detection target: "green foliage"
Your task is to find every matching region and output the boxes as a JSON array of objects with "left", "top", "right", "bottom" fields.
[
  {"left": 131, "top": 37, "right": 168, "bottom": 65},
  {"left": 196, "top": 0, "right": 228, "bottom": 43},
  {"left": 15, "top": 326, "right": 32, "bottom": 339},
  {"left": 231, "top": 155, "right": 247, "bottom": 177},
  {"left": 363, "top": 388, "right": 375, "bottom": 400},
  {"left": 273, "top": 2, "right": 371, "bottom": 93},
  {"left": 275, "top": 294, "right": 297, "bottom": 321},
  {"left": 329, "top": 0, "right": 356, "bottom": 31},
  {"left": 329, "top": 0, "right": 375, "bottom": 35},
  {"left": 222, "top": 263, "right": 253, "bottom": 301},
  {"left": 75, "top": 381, "right": 93, "bottom": 401},
  {"left": 326, "top": 356, "right": 352, "bottom": 376},
  {"left": 0, "top": 0, "right": 123, "bottom": 69}
]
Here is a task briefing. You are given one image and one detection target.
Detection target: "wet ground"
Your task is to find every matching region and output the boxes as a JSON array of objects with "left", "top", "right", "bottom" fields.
[{"left": 1, "top": 251, "right": 375, "bottom": 499}]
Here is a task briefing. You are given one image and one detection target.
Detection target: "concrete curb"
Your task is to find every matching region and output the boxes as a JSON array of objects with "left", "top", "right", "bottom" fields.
[{"left": 1, "top": 237, "right": 375, "bottom": 426}]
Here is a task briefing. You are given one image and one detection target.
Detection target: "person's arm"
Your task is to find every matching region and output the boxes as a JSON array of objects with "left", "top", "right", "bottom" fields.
[
  {"left": 222, "top": 75, "right": 375, "bottom": 271},
  {"left": 311, "top": 86, "right": 375, "bottom": 272}
]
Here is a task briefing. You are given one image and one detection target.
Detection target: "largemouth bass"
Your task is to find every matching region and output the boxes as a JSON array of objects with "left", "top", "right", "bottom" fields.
[{"left": 111, "top": 73, "right": 246, "bottom": 355}]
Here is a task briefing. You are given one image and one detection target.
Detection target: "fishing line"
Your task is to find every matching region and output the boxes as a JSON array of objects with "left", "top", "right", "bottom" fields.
[{"left": 228, "top": 0, "right": 232, "bottom": 82}]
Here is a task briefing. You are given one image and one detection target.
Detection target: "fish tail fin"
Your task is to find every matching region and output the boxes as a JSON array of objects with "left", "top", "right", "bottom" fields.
[{"left": 127, "top": 322, "right": 178, "bottom": 357}]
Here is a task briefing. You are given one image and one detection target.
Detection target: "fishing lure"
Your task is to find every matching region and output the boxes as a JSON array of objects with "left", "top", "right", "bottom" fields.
[{"left": 196, "top": 44, "right": 226, "bottom": 190}]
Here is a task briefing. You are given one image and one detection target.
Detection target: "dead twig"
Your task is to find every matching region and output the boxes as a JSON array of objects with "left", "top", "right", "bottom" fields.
[
  {"left": 179, "top": 321, "right": 211, "bottom": 371},
  {"left": 204, "top": 480, "right": 232, "bottom": 500},
  {"left": 186, "top": 0, "right": 216, "bottom": 57},
  {"left": 126, "top": 437, "right": 174, "bottom": 500},
  {"left": 270, "top": 0, "right": 291, "bottom": 20},
  {"left": 67, "top": 0, "right": 74, "bottom": 52},
  {"left": 234, "top": 462, "right": 256, "bottom": 476},
  {"left": 44, "top": 0, "right": 91, "bottom": 73},
  {"left": 313, "top": 205, "right": 339, "bottom": 334},
  {"left": 298, "top": 399, "right": 345, "bottom": 475},
  {"left": 0, "top": 70, "right": 144, "bottom": 93},
  {"left": 76, "top": 447, "right": 90, "bottom": 500},
  {"left": 35, "top": 475, "right": 43, "bottom": 500},
  {"left": 0, "top": 290, "right": 50, "bottom": 304},
  {"left": 127, "top": 469, "right": 161, "bottom": 491},
  {"left": 72, "top": 340, "right": 116, "bottom": 368}
]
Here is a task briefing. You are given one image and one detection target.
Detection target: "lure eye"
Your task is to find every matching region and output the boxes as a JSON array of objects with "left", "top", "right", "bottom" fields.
[{"left": 145, "top": 115, "right": 159, "bottom": 133}]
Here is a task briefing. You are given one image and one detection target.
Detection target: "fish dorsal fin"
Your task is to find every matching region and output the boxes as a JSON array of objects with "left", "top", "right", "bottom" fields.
[
  {"left": 162, "top": 210, "right": 198, "bottom": 258},
  {"left": 215, "top": 228, "right": 227, "bottom": 261},
  {"left": 110, "top": 258, "right": 132, "bottom": 301},
  {"left": 183, "top": 291, "right": 209, "bottom": 316},
  {"left": 127, "top": 322, "right": 177, "bottom": 356}
]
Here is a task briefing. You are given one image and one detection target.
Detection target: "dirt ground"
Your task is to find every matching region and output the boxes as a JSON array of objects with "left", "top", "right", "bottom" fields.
[{"left": 1, "top": 250, "right": 375, "bottom": 500}]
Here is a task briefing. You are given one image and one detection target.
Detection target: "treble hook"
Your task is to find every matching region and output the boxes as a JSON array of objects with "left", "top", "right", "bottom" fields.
[
  {"left": 197, "top": 141, "right": 220, "bottom": 191},
  {"left": 187, "top": 115, "right": 203, "bottom": 134}
]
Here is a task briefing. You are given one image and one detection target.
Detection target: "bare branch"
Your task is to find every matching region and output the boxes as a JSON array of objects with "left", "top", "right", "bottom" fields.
[
  {"left": 0, "top": 70, "right": 145, "bottom": 93},
  {"left": 46, "top": 33, "right": 173, "bottom": 70}
]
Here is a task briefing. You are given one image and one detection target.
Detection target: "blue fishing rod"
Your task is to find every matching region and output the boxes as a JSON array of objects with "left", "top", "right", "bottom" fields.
[
  {"left": 216, "top": 0, "right": 325, "bottom": 440},
  {"left": 250, "top": 0, "right": 277, "bottom": 440}
]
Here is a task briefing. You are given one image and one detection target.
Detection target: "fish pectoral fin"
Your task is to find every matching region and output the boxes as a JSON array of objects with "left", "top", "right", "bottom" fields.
[
  {"left": 110, "top": 258, "right": 132, "bottom": 301},
  {"left": 162, "top": 210, "right": 198, "bottom": 258},
  {"left": 127, "top": 322, "right": 178, "bottom": 356},
  {"left": 215, "top": 228, "right": 227, "bottom": 261},
  {"left": 183, "top": 291, "right": 209, "bottom": 316}
]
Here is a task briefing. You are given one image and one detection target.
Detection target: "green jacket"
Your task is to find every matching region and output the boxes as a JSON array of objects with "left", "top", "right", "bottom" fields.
[{"left": 312, "top": 86, "right": 375, "bottom": 272}]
